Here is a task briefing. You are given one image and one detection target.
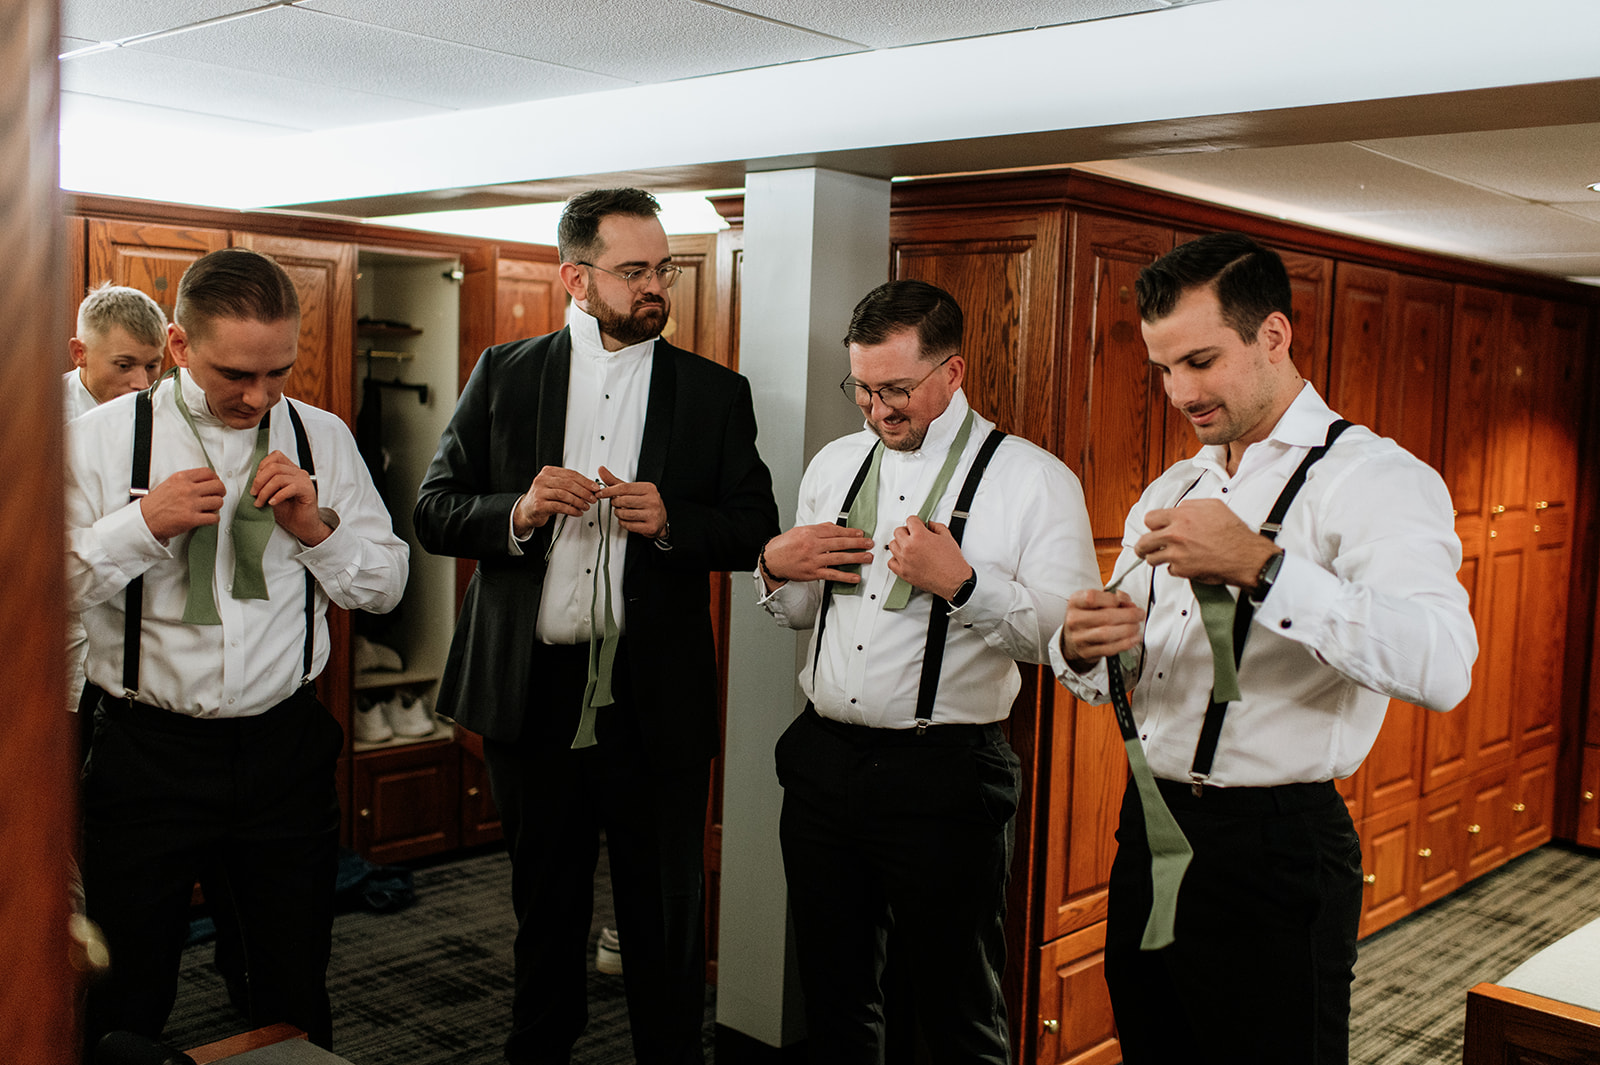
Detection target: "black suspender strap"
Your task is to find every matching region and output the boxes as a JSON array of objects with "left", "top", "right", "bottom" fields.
[
  {"left": 122, "top": 385, "right": 156, "bottom": 697},
  {"left": 913, "top": 428, "right": 1006, "bottom": 729},
  {"left": 1189, "top": 419, "right": 1353, "bottom": 782},
  {"left": 810, "top": 442, "right": 881, "bottom": 688},
  {"left": 286, "top": 400, "right": 317, "bottom": 685}
]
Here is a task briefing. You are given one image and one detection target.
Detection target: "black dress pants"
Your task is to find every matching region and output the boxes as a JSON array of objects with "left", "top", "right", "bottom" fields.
[
  {"left": 1105, "top": 776, "right": 1364, "bottom": 1065},
  {"left": 776, "top": 706, "right": 1019, "bottom": 1065},
  {"left": 80, "top": 685, "right": 343, "bottom": 1053},
  {"left": 482, "top": 641, "right": 709, "bottom": 1065}
]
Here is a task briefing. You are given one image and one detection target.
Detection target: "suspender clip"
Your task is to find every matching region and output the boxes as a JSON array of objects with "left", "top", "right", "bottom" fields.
[
  {"left": 128, "top": 488, "right": 149, "bottom": 498},
  {"left": 1189, "top": 772, "right": 1209, "bottom": 798},
  {"left": 1258, "top": 520, "right": 1282, "bottom": 535},
  {"left": 914, "top": 718, "right": 930, "bottom": 736}
]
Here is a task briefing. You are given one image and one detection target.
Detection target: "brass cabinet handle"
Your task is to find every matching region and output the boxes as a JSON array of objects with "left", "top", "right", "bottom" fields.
[
  {"left": 1042, "top": 1019, "right": 1060, "bottom": 1035},
  {"left": 1489, "top": 531, "right": 1497, "bottom": 539},
  {"left": 1363, "top": 873, "right": 1377, "bottom": 884},
  {"left": 1584, "top": 791, "right": 1595, "bottom": 803},
  {"left": 1533, "top": 525, "right": 1541, "bottom": 533},
  {"left": 1417, "top": 848, "right": 1433, "bottom": 858},
  {"left": 360, "top": 808, "right": 372, "bottom": 819},
  {"left": 1512, "top": 802, "right": 1526, "bottom": 814},
  {"left": 467, "top": 786, "right": 480, "bottom": 797},
  {"left": 1535, "top": 501, "right": 1549, "bottom": 510},
  {"left": 1492, "top": 504, "right": 1506, "bottom": 514},
  {"left": 1467, "top": 824, "right": 1481, "bottom": 834}
]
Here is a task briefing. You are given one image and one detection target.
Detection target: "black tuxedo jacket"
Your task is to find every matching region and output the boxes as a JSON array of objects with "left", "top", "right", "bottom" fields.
[{"left": 414, "top": 328, "right": 778, "bottom": 766}]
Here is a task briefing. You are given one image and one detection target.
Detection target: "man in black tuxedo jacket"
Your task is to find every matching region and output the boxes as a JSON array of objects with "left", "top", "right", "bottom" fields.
[{"left": 414, "top": 188, "right": 778, "bottom": 1065}]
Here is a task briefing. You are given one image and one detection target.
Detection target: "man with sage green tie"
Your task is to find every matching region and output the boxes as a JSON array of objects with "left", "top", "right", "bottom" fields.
[
  {"left": 757, "top": 279, "right": 1099, "bottom": 1064},
  {"left": 414, "top": 188, "right": 777, "bottom": 1065},
  {"left": 1053, "top": 232, "right": 1478, "bottom": 1065},
  {"left": 66, "top": 247, "right": 409, "bottom": 1054}
]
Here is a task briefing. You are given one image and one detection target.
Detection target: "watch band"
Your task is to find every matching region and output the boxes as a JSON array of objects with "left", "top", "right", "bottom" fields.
[
  {"left": 949, "top": 570, "right": 977, "bottom": 608},
  {"left": 1248, "top": 549, "right": 1284, "bottom": 604}
]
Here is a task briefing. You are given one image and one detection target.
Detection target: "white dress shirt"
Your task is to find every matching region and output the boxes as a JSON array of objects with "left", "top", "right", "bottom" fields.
[
  {"left": 761, "top": 390, "right": 1100, "bottom": 728},
  {"left": 66, "top": 369, "right": 409, "bottom": 719},
  {"left": 1052, "top": 384, "right": 1478, "bottom": 787},
  {"left": 521, "top": 303, "right": 654, "bottom": 644},
  {"left": 63, "top": 368, "right": 98, "bottom": 422}
]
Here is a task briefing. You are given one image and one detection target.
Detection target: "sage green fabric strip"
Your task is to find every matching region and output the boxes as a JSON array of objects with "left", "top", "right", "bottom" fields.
[
  {"left": 1124, "top": 733, "right": 1193, "bottom": 951},
  {"left": 1107, "top": 654, "right": 1192, "bottom": 951},
  {"left": 1190, "top": 580, "right": 1242, "bottom": 704},
  {"left": 836, "top": 407, "right": 976, "bottom": 610},
  {"left": 830, "top": 443, "right": 882, "bottom": 594},
  {"left": 573, "top": 500, "right": 619, "bottom": 750},
  {"left": 170, "top": 374, "right": 275, "bottom": 623}
]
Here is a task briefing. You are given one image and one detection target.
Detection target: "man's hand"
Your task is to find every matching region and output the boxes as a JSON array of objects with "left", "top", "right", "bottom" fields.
[
  {"left": 139, "top": 468, "right": 225, "bottom": 543},
  {"left": 252, "top": 450, "right": 330, "bottom": 546},
  {"left": 759, "top": 523, "right": 874, "bottom": 591},
  {"left": 1058, "top": 589, "right": 1146, "bottom": 669},
  {"left": 1135, "top": 499, "right": 1279, "bottom": 587},
  {"left": 512, "top": 466, "right": 600, "bottom": 538},
  {"left": 597, "top": 466, "right": 667, "bottom": 539},
  {"left": 886, "top": 516, "right": 971, "bottom": 600}
]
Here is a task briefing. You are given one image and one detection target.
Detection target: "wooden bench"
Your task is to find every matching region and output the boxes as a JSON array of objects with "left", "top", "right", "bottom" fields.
[{"left": 1463, "top": 918, "right": 1600, "bottom": 1064}]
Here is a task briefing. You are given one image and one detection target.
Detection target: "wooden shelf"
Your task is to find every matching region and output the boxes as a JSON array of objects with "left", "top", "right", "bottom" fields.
[
  {"left": 357, "top": 322, "right": 421, "bottom": 338},
  {"left": 353, "top": 668, "right": 439, "bottom": 691},
  {"left": 352, "top": 718, "right": 454, "bottom": 753}
]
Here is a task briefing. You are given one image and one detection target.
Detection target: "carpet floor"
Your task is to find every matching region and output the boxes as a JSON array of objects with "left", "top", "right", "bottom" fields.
[{"left": 161, "top": 841, "right": 1600, "bottom": 1063}]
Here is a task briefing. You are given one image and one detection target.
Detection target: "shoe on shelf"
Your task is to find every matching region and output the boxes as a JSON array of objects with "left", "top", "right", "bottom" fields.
[
  {"left": 383, "top": 689, "right": 435, "bottom": 738},
  {"left": 596, "top": 926, "right": 622, "bottom": 975},
  {"left": 353, "top": 695, "right": 394, "bottom": 743},
  {"left": 353, "top": 635, "right": 403, "bottom": 674}
]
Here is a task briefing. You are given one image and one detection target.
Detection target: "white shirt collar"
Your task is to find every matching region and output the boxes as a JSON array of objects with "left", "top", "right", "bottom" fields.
[
  {"left": 877, "top": 387, "right": 972, "bottom": 460},
  {"left": 1194, "top": 381, "right": 1335, "bottom": 474},
  {"left": 569, "top": 301, "right": 656, "bottom": 365},
  {"left": 177, "top": 367, "right": 280, "bottom": 430}
]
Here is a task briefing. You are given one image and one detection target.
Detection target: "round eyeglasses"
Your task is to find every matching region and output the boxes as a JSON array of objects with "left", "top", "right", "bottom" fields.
[
  {"left": 839, "top": 354, "right": 953, "bottom": 411},
  {"left": 577, "top": 261, "right": 684, "bottom": 291}
]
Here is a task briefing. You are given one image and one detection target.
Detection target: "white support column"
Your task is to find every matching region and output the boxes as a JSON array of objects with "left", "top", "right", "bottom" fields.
[{"left": 716, "top": 167, "right": 890, "bottom": 1049}]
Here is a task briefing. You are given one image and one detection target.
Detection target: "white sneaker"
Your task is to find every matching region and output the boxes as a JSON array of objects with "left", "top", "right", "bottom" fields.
[
  {"left": 596, "top": 926, "right": 622, "bottom": 975},
  {"left": 353, "top": 635, "right": 403, "bottom": 674},
  {"left": 353, "top": 696, "right": 394, "bottom": 743},
  {"left": 384, "top": 689, "right": 435, "bottom": 738}
]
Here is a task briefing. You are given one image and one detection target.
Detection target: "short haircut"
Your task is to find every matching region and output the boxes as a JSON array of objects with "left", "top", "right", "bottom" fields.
[
  {"left": 843, "top": 279, "right": 963, "bottom": 363},
  {"left": 77, "top": 282, "right": 167, "bottom": 347},
  {"left": 174, "top": 248, "right": 300, "bottom": 341},
  {"left": 557, "top": 187, "right": 662, "bottom": 264},
  {"left": 1136, "top": 232, "right": 1292, "bottom": 343}
]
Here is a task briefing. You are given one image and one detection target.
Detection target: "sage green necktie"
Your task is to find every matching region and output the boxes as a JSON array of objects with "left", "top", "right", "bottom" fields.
[
  {"left": 1190, "top": 582, "right": 1243, "bottom": 703},
  {"left": 1104, "top": 563, "right": 1192, "bottom": 951},
  {"left": 169, "top": 372, "right": 276, "bottom": 625},
  {"left": 571, "top": 499, "right": 619, "bottom": 749},
  {"left": 834, "top": 407, "right": 975, "bottom": 610}
]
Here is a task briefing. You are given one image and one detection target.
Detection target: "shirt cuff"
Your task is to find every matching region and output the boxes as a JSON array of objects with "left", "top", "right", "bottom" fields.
[
  {"left": 1048, "top": 623, "right": 1110, "bottom": 702},
  {"left": 1248, "top": 551, "right": 1340, "bottom": 647},
  {"left": 508, "top": 502, "right": 531, "bottom": 556}
]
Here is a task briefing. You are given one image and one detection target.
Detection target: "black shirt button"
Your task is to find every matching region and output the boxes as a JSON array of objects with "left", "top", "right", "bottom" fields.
[{"left": 1280, "top": 618, "right": 1292, "bottom": 629}]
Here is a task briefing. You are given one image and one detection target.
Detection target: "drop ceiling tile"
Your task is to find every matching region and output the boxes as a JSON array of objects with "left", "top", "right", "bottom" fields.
[
  {"left": 719, "top": 0, "right": 1163, "bottom": 48},
  {"left": 1553, "top": 199, "right": 1600, "bottom": 223},
  {"left": 300, "top": 0, "right": 863, "bottom": 83},
  {"left": 1496, "top": 254, "right": 1600, "bottom": 281},
  {"left": 130, "top": 6, "right": 632, "bottom": 111},
  {"left": 61, "top": 45, "right": 450, "bottom": 130},
  {"left": 63, "top": 1, "right": 257, "bottom": 42},
  {"left": 1357, "top": 123, "right": 1600, "bottom": 203},
  {"left": 1345, "top": 204, "right": 1600, "bottom": 256},
  {"left": 62, "top": 91, "right": 295, "bottom": 139},
  {"left": 1111, "top": 142, "right": 1520, "bottom": 214}
]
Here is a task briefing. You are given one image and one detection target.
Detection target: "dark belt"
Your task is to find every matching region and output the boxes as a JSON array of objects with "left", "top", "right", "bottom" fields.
[
  {"left": 90, "top": 682, "right": 317, "bottom": 736},
  {"left": 1154, "top": 776, "right": 1340, "bottom": 815},
  {"left": 803, "top": 703, "right": 1003, "bottom": 748}
]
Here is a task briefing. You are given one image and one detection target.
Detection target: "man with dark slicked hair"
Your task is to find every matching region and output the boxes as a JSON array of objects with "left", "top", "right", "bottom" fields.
[
  {"left": 416, "top": 188, "right": 777, "bottom": 1065},
  {"left": 1054, "top": 232, "right": 1477, "bottom": 1064},
  {"left": 68, "top": 247, "right": 408, "bottom": 1053}
]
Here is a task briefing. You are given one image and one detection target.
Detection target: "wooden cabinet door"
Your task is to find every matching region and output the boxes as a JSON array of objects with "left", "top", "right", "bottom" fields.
[
  {"left": 495, "top": 256, "right": 566, "bottom": 349},
  {"left": 1509, "top": 745, "right": 1556, "bottom": 858},
  {"left": 1041, "top": 685, "right": 1122, "bottom": 942},
  {"left": 85, "top": 217, "right": 228, "bottom": 327},
  {"left": 1465, "top": 765, "right": 1513, "bottom": 879},
  {"left": 1061, "top": 212, "right": 1173, "bottom": 576},
  {"left": 1415, "top": 781, "right": 1467, "bottom": 908},
  {"left": 892, "top": 204, "right": 1067, "bottom": 451},
  {"left": 1357, "top": 801, "right": 1416, "bottom": 937},
  {"left": 352, "top": 742, "right": 462, "bottom": 864},
  {"left": 1577, "top": 748, "right": 1600, "bottom": 850},
  {"left": 1035, "top": 924, "right": 1120, "bottom": 1065}
]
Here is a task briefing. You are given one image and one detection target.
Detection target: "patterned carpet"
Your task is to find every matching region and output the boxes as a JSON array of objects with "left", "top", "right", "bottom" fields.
[{"left": 161, "top": 841, "right": 1600, "bottom": 1064}]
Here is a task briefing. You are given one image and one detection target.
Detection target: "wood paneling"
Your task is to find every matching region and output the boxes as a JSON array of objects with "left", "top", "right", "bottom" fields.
[
  {"left": 1035, "top": 923, "right": 1120, "bottom": 1065},
  {"left": 86, "top": 218, "right": 227, "bottom": 327},
  {"left": 494, "top": 256, "right": 566, "bottom": 349},
  {"left": 1, "top": 0, "right": 74, "bottom": 1056},
  {"left": 1357, "top": 802, "right": 1416, "bottom": 937},
  {"left": 352, "top": 741, "right": 461, "bottom": 865},
  {"left": 1415, "top": 781, "right": 1467, "bottom": 907},
  {"left": 1041, "top": 686, "right": 1122, "bottom": 942},
  {"left": 892, "top": 204, "right": 1066, "bottom": 451}
]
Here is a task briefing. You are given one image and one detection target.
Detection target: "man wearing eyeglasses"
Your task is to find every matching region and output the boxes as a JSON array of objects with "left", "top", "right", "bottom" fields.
[
  {"left": 415, "top": 187, "right": 778, "bottom": 1065},
  {"left": 755, "top": 280, "right": 1099, "bottom": 1064}
]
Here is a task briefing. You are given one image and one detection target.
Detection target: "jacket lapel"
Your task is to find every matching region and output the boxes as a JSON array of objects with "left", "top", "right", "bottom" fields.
[
  {"left": 626, "top": 342, "right": 676, "bottom": 579},
  {"left": 536, "top": 329, "right": 572, "bottom": 470}
]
